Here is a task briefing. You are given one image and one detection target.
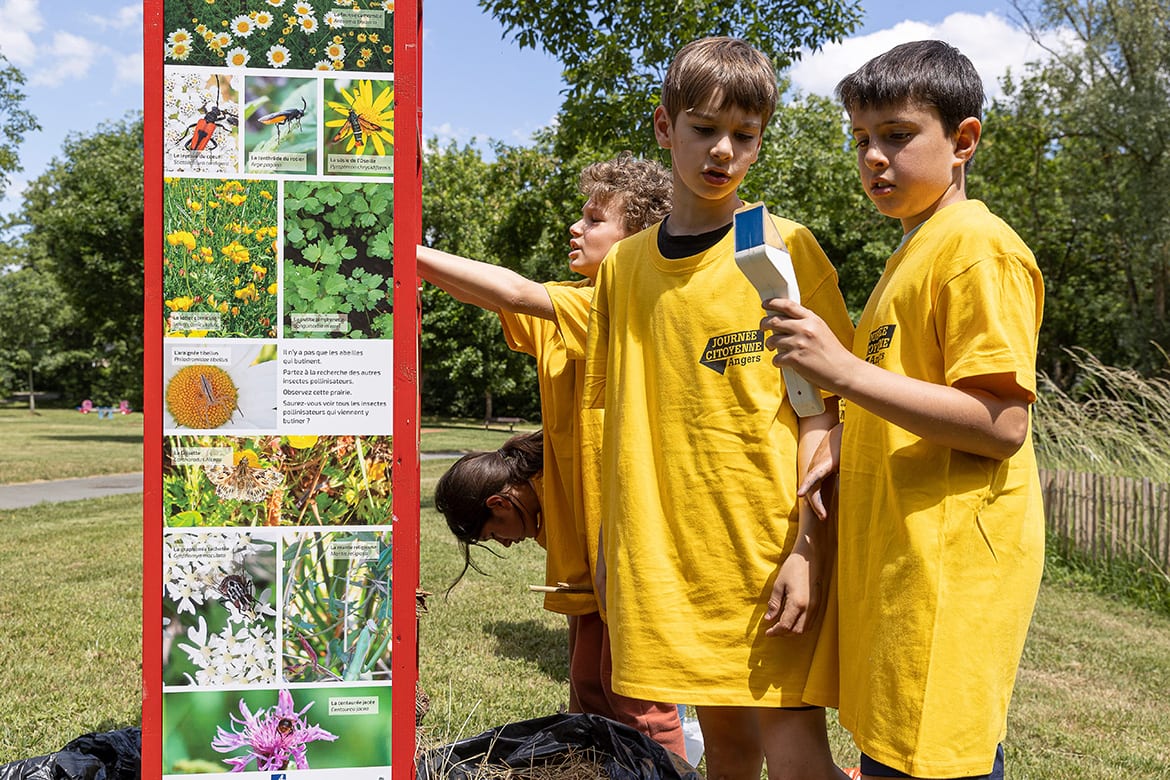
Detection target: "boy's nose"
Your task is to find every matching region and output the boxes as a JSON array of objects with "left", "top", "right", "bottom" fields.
[
  {"left": 569, "top": 220, "right": 584, "bottom": 237},
  {"left": 864, "top": 145, "right": 888, "bottom": 169},
  {"left": 711, "top": 133, "right": 734, "bottom": 159}
]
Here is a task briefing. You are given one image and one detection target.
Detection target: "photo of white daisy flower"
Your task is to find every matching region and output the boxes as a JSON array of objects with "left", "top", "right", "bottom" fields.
[
  {"left": 225, "top": 46, "right": 250, "bottom": 68},
  {"left": 266, "top": 45, "right": 291, "bottom": 69},
  {"left": 229, "top": 14, "right": 254, "bottom": 37}
]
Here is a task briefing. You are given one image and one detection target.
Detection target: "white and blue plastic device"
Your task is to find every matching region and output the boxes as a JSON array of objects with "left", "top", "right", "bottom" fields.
[{"left": 733, "top": 202, "right": 825, "bottom": 418}]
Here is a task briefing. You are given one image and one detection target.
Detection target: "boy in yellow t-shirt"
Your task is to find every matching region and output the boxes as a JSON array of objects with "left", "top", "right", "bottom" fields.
[
  {"left": 761, "top": 41, "right": 1045, "bottom": 779},
  {"left": 583, "top": 37, "right": 855, "bottom": 780},
  {"left": 417, "top": 153, "right": 685, "bottom": 755}
]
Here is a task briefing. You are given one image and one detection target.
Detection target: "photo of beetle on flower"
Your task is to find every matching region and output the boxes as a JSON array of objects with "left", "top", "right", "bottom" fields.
[{"left": 162, "top": 530, "right": 278, "bottom": 687}]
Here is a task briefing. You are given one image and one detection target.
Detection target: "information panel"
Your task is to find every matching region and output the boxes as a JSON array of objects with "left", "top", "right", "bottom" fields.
[{"left": 143, "top": 2, "right": 421, "bottom": 778}]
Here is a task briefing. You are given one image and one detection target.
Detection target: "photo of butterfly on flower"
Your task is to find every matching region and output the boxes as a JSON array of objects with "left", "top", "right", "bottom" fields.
[{"left": 163, "top": 434, "right": 392, "bottom": 526}]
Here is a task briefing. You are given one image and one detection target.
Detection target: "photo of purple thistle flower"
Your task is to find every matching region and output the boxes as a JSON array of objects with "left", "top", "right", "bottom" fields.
[{"left": 211, "top": 688, "right": 337, "bottom": 772}]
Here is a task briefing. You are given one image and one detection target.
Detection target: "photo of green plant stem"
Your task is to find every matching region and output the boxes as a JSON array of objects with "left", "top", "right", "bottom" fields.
[
  {"left": 163, "top": 434, "right": 392, "bottom": 527},
  {"left": 283, "top": 180, "right": 393, "bottom": 339},
  {"left": 282, "top": 530, "right": 392, "bottom": 682}
]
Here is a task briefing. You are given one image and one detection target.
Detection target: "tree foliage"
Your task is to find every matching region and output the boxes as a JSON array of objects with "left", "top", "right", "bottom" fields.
[
  {"left": 419, "top": 138, "right": 578, "bottom": 419},
  {"left": 975, "top": 0, "right": 1170, "bottom": 376},
  {"left": 16, "top": 115, "right": 145, "bottom": 405},
  {"left": 0, "top": 52, "right": 39, "bottom": 201},
  {"left": 0, "top": 265, "right": 85, "bottom": 411},
  {"left": 480, "top": 0, "right": 863, "bottom": 158}
]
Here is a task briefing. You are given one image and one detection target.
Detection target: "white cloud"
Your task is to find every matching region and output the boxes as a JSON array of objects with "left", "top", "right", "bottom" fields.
[
  {"left": 85, "top": 4, "right": 141, "bottom": 30},
  {"left": 0, "top": 0, "right": 45, "bottom": 65},
  {"left": 28, "top": 31, "right": 101, "bottom": 87},
  {"left": 429, "top": 121, "right": 470, "bottom": 145},
  {"left": 788, "top": 12, "right": 1063, "bottom": 103},
  {"left": 114, "top": 49, "right": 143, "bottom": 86}
]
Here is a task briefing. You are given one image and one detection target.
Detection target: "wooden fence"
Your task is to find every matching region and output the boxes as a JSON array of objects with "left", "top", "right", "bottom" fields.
[{"left": 1039, "top": 468, "right": 1170, "bottom": 573}]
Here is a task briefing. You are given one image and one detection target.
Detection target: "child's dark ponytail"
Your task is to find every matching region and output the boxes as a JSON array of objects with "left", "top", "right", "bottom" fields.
[{"left": 433, "top": 430, "right": 544, "bottom": 590}]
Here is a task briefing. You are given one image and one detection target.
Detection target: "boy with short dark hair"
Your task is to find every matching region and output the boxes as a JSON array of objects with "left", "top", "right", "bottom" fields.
[
  {"left": 417, "top": 153, "right": 684, "bottom": 754},
  {"left": 584, "top": 37, "right": 855, "bottom": 780},
  {"left": 762, "top": 40, "right": 1045, "bottom": 778}
]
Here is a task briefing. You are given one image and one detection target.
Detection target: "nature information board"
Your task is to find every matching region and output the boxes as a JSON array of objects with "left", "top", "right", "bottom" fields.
[{"left": 142, "top": 2, "right": 422, "bottom": 778}]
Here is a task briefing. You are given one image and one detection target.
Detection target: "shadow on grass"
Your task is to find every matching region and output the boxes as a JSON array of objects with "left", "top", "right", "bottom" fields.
[{"left": 484, "top": 619, "right": 569, "bottom": 684}]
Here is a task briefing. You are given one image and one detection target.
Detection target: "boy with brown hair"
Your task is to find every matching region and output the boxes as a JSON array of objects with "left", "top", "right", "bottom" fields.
[
  {"left": 583, "top": 37, "right": 855, "bottom": 779},
  {"left": 762, "top": 40, "right": 1045, "bottom": 778},
  {"left": 416, "top": 153, "right": 685, "bottom": 754}
]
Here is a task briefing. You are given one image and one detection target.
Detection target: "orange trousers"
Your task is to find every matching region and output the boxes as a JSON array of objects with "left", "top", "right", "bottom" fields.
[{"left": 567, "top": 611, "right": 686, "bottom": 757}]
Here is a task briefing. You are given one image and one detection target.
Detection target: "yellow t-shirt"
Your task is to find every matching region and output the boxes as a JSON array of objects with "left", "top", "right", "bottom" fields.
[
  {"left": 499, "top": 280, "right": 597, "bottom": 615},
  {"left": 837, "top": 200, "right": 1045, "bottom": 776},
  {"left": 584, "top": 218, "right": 854, "bottom": 705}
]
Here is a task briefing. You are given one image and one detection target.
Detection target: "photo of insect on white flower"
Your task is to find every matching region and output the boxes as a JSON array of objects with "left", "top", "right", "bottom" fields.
[
  {"left": 281, "top": 530, "right": 392, "bottom": 683},
  {"left": 162, "top": 530, "right": 278, "bottom": 687},
  {"left": 164, "top": 69, "right": 240, "bottom": 175},
  {"left": 164, "top": 343, "right": 277, "bottom": 433}
]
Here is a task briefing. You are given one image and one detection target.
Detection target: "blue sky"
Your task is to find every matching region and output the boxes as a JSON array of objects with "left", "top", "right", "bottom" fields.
[{"left": 0, "top": 0, "right": 1063, "bottom": 217}]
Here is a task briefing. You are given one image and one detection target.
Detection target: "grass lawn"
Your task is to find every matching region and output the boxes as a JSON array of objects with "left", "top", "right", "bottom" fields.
[
  {"left": 0, "top": 494, "right": 142, "bottom": 762},
  {"left": 0, "top": 408, "right": 143, "bottom": 484},
  {"left": 4, "top": 422, "right": 1169, "bottom": 777}
]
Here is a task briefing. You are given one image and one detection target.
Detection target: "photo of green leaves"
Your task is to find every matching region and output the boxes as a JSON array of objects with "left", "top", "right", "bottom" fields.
[{"left": 283, "top": 180, "right": 394, "bottom": 339}]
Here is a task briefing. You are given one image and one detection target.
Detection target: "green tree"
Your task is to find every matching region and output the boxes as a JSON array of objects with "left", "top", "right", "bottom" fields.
[
  {"left": 480, "top": 0, "right": 863, "bottom": 158},
  {"left": 17, "top": 116, "right": 144, "bottom": 405},
  {"left": 1000, "top": 0, "right": 1170, "bottom": 372},
  {"left": 0, "top": 266, "right": 82, "bottom": 412},
  {"left": 419, "top": 139, "right": 575, "bottom": 420},
  {"left": 0, "top": 52, "right": 39, "bottom": 200}
]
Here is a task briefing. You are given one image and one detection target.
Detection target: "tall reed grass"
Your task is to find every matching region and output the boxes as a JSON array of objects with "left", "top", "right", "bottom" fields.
[{"left": 1033, "top": 348, "right": 1170, "bottom": 482}]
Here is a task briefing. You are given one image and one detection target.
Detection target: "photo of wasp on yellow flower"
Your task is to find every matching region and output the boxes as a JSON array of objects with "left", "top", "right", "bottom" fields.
[
  {"left": 282, "top": 529, "right": 392, "bottom": 683},
  {"left": 163, "top": 434, "right": 392, "bottom": 527},
  {"left": 324, "top": 78, "right": 393, "bottom": 160},
  {"left": 163, "top": 0, "right": 395, "bottom": 72},
  {"left": 164, "top": 177, "right": 279, "bottom": 339}
]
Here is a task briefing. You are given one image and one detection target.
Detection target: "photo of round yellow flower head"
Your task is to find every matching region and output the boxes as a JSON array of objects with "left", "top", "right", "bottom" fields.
[
  {"left": 163, "top": 1, "right": 395, "bottom": 72},
  {"left": 164, "top": 343, "right": 278, "bottom": 432},
  {"left": 164, "top": 178, "right": 279, "bottom": 339}
]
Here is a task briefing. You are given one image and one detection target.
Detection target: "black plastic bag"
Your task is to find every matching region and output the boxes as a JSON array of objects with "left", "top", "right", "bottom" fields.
[
  {"left": 0, "top": 728, "right": 140, "bottom": 780},
  {"left": 416, "top": 713, "right": 701, "bottom": 780}
]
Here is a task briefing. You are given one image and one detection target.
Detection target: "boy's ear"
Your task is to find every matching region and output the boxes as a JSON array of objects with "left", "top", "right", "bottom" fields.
[
  {"left": 653, "top": 105, "right": 673, "bottom": 149},
  {"left": 954, "top": 116, "right": 982, "bottom": 165},
  {"left": 484, "top": 494, "right": 508, "bottom": 510}
]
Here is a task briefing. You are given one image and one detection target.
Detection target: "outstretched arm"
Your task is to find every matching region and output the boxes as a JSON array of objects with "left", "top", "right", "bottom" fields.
[{"left": 417, "top": 245, "right": 555, "bottom": 320}]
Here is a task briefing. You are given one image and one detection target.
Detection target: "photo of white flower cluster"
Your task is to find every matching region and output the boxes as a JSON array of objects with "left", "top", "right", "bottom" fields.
[{"left": 163, "top": 530, "right": 278, "bottom": 686}]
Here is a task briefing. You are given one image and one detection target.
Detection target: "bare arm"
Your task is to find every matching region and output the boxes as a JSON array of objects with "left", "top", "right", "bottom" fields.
[
  {"left": 416, "top": 245, "right": 555, "bottom": 320},
  {"left": 764, "top": 404, "right": 838, "bottom": 636},
  {"left": 760, "top": 299, "right": 1030, "bottom": 460}
]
